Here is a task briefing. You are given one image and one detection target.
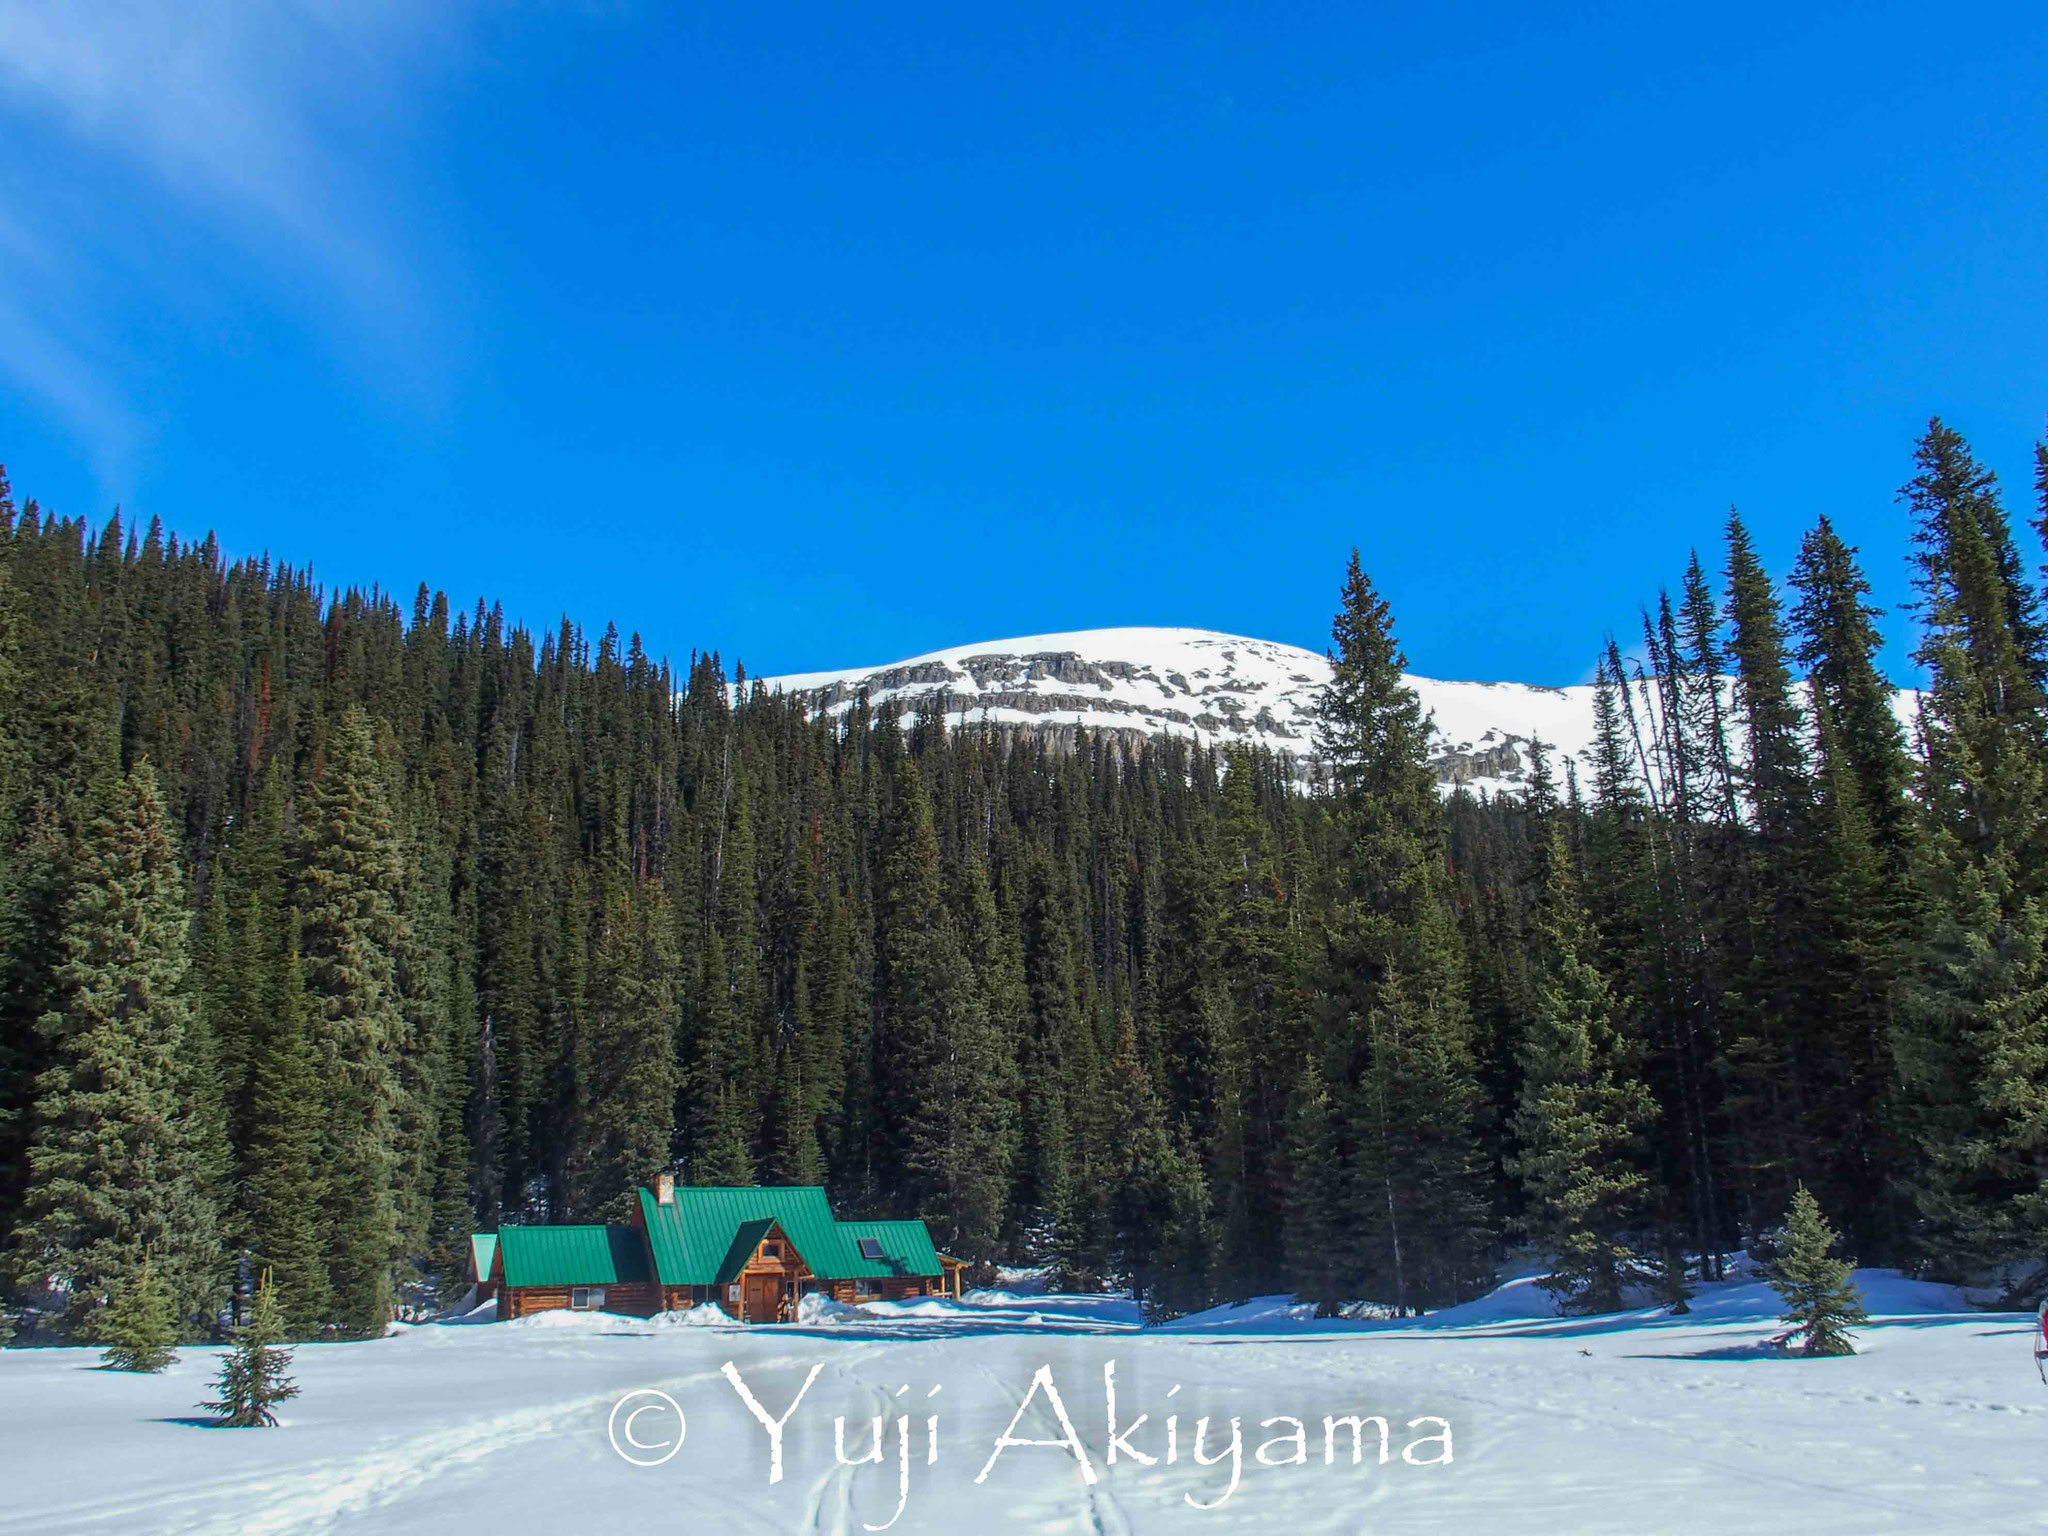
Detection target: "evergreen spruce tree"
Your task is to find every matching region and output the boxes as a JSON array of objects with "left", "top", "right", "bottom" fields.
[
  {"left": 1724, "top": 513, "right": 1813, "bottom": 840},
  {"left": 1212, "top": 748, "right": 1298, "bottom": 1294},
  {"left": 0, "top": 579, "right": 118, "bottom": 1268},
  {"left": 1678, "top": 550, "right": 1742, "bottom": 825},
  {"left": 2035, "top": 424, "right": 2048, "bottom": 571},
  {"left": 1652, "top": 1233, "right": 1693, "bottom": 1315},
  {"left": 1720, "top": 511, "right": 1825, "bottom": 1226},
  {"left": 294, "top": 709, "right": 409, "bottom": 1337},
  {"left": 686, "top": 929, "right": 755, "bottom": 1183},
  {"left": 1893, "top": 421, "right": 2048, "bottom": 1272},
  {"left": 1203, "top": 985, "right": 1257, "bottom": 1295},
  {"left": 875, "top": 757, "right": 1017, "bottom": 1253},
  {"left": 211, "top": 764, "right": 293, "bottom": 1151},
  {"left": 1893, "top": 841, "right": 2048, "bottom": 1269},
  {"left": 1644, "top": 570, "right": 1737, "bottom": 1279},
  {"left": 1800, "top": 703, "right": 1905, "bottom": 1242},
  {"left": 766, "top": 1052, "right": 828, "bottom": 1186},
  {"left": 1101, "top": 1014, "right": 1209, "bottom": 1318},
  {"left": 240, "top": 922, "right": 332, "bottom": 1335},
  {"left": 1904, "top": 419, "right": 2048, "bottom": 868},
  {"left": 1015, "top": 851, "right": 1087, "bottom": 1263},
  {"left": 1789, "top": 516, "right": 1914, "bottom": 867},
  {"left": 578, "top": 883, "right": 678, "bottom": 1220},
  {"left": 799, "top": 891, "right": 853, "bottom": 1175},
  {"left": 13, "top": 763, "right": 222, "bottom": 1331},
  {"left": 1281, "top": 1055, "right": 1343, "bottom": 1309},
  {"left": 936, "top": 847, "right": 1022, "bottom": 1262},
  {"left": 1313, "top": 553, "right": 1491, "bottom": 1310},
  {"left": 186, "top": 882, "right": 236, "bottom": 1219},
  {"left": 1769, "top": 1185, "right": 1869, "bottom": 1357},
  {"left": 874, "top": 753, "right": 947, "bottom": 1178},
  {"left": 1509, "top": 827, "right": 1655, "bottom": 1312},
  {"left": 693, "top": 1086, "right": 756, "bottom": 1184},
  {"left": 201, "top": 1267, "right": 299, "bottom": 1426},
  {"left": 1787, "top": 516, "right": 1914, "bottom": 1245},
  {"left": 96, "top": 1252, "right": 177, "bottom": 1372},
  {"left": 713, "top": 756, "right": 765, "bottom": 1110}
]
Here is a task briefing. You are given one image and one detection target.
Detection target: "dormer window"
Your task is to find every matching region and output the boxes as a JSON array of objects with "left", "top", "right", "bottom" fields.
[{"left": 857, "top": 1237, "right": 884, "bottom": 1261}]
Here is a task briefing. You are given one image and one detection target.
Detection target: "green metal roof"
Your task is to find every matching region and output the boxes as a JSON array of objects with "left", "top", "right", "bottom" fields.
[
  {"left": 469, "top": 1232, "right": 498, "bottom": 1283},
  {"left": 495, "top": 1224, "right": 653, "bottom": 1288},
  {"left": 835, "top": 1218, "right": 943, "bottom": 1280},
  {"left": 636, "top": 1186, "right": 942, "bottom": 1284}
]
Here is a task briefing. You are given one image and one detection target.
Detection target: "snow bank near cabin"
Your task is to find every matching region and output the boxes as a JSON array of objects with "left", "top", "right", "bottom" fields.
[
  {"left": 862, "top": 1298, "right": 975, "bottom": 1320},
  {"left": 505, "top": 1307, "right": 628, "bottom": 1332},
  {"left": 646, "top": 1304, "right": 742, "bottom": 1329},
  {"left": 795, "top": 1293, "right": 875, "bottom": 1324}
]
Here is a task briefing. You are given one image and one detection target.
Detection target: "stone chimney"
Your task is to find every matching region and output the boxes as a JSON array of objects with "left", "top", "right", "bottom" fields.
[{"left": 656, "top": 1172, "right": 675, "bottom": 1206}]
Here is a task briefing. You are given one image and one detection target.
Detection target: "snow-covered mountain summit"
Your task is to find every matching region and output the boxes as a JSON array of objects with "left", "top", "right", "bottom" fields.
[{"left": 748, "top": 627, "right": 1601, "bottom": 796}]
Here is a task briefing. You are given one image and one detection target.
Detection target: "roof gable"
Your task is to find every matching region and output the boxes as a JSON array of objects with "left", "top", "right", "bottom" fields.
[
  {"left": 638, "top": 1185, "right": 842, "bottom": 1284},
  {"left": 713, "top": 1218, "right": 788, "bottom": 1285},
  {"left": 470, "top": 1232, "right": 498, "bottom": 1283},
  {"left": 636, "top": 1186, "right": 941, "bottom": 1283}
]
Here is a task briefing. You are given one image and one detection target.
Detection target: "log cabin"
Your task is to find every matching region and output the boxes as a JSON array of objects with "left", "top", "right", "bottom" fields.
[{"left": 480, "top": 1176, "right": 965, "bottom": 1322}]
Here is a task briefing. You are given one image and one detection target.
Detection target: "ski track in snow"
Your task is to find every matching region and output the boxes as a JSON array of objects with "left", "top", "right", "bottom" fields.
[
  {"left": 0, "top": 1365, "right": 732, "bottom": 1535},
  {"left": 800, "top": 1353, "right": 887, "bottom": 1536},
  {"left": 969, "top": 1356, "right": 1134, "bottom": 1536}
]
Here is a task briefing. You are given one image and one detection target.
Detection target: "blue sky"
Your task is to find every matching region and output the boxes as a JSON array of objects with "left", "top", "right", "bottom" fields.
[{"left": 1, "top": 2, "right": 2044, "bottom": 685}]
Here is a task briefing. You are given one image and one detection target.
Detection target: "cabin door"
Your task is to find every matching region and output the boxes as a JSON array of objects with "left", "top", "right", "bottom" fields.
[{"left": 742, "top": 1273, "right": 784, "bottom": 1323}]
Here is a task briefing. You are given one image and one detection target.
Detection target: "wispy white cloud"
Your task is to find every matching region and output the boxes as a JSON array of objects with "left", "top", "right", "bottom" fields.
[
  {"left": 0, "top": 1, "right": 482, "bottom": 468},
  {"left": 0, "top": 196, "right": 141, "bottom": 469}
]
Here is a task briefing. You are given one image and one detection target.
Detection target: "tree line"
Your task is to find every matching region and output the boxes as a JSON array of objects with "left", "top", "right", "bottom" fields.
[{"left": 0, "top": 414, "right": 2043, "bottom": 1339}]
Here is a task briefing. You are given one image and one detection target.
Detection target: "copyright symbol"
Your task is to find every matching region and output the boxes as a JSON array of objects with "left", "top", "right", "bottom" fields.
[{"left": 608, "top": 1389, "right": 686, "bottom": 1466}]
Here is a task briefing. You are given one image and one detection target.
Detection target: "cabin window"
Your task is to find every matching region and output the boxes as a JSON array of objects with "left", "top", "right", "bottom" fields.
[
  {"left": 727, "top": 1283, "right": 742, "bottom": 1302},
  {"left": 857, "top": 1237, "right": 884, "bottom": 1261},
  {"left": 570, "top": 1287, "right": 605, "bottom": 1311},
  {"left": 761, "top": 1241, "right": 781, "bottom": 1258}
]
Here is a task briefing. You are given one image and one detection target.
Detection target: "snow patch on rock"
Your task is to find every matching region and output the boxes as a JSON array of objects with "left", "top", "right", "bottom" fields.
[{"left": 748, "top": 627, "right": 1921, "bottom": 799}]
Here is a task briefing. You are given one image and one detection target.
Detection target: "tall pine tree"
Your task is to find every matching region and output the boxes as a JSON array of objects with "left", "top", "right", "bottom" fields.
[
  {"left": 294, "top": 709, "right": 409, "bottom": 1337},
  {"left": 1313, "top": 553, "right": 1490, "bottom": 1310},
  {"left": 12, "top": 763, "right": 222, "bottom": 1331}
]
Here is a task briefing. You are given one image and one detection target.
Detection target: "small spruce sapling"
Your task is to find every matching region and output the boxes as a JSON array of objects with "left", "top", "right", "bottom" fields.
[
  {"left": 1653, "top": 1234, "right": 1693, "bottom": 1315},
  {"left": 202, "top": 1269, "right": 299, "bottom": 1427},
  {"left": 1769, "top": 1186, "right": 1868, "bottom": 1357},
  {"left": 97, "top": 1254, "right": 179, "bottom": 1372}
]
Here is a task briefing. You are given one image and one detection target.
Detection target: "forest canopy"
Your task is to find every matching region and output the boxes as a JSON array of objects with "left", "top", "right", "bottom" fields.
[{"left": 2, "top": 414, "right": 2045, "bottom": 1338}]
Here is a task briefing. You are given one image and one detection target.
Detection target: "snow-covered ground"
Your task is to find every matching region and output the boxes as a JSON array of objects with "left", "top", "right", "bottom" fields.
[{"left": 0, "top": 1265, "right": 2035, "bottom": 1534}]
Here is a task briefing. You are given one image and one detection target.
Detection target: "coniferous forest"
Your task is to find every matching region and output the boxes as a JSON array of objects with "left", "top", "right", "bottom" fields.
[{"left": 2, "top": 415, "right": 2046, "bottom": 1341}]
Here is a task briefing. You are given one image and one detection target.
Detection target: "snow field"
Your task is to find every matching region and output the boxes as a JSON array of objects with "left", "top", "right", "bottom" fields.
[
  {"left": 745, "top": 626, "right": 1923, "bottom": 801},
  {"left": 0, "top": 1266, "right": 2036, "bottom": 1534}
]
